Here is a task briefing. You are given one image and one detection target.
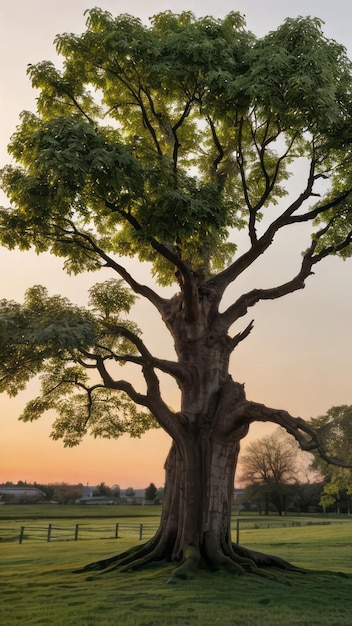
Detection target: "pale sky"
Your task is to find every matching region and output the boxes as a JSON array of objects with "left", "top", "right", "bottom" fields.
[{"left": 0, "top": 0, "right": 352, "bottom": 488}]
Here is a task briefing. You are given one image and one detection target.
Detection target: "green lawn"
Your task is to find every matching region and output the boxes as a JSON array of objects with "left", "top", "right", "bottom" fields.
[
  {"left": 0, "top": 503, "right": 162, "bottom": 520},
  {"left": 1, "top": 508, "right": 352, "bottom": 625}
]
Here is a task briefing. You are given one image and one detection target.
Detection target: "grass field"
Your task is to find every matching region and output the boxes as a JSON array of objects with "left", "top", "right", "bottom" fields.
[{"left": 1, "top": 506, "right": 352, "bottom": 625}]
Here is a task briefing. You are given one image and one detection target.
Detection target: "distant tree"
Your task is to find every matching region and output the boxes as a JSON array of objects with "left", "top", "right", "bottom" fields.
[
  {"left": 154, "top": 487, "right": 164, "bottom": 504},
  {"left": 37, "top": 483, "right": 56, "bottom": 501},
  {"left": 242, "top": 481, "right": 299, "bottom": 516},
  {"left": 145, "top": 482, "right": 158, "bottom": 501},
  {"left": 239, "top": 430, "right": 299, "bottom": 515},
  {"left": 1, "top": 9, "right": 352, "bottom": 579},
  {"left": 310, "top": 406, "right": 352, "bottom": 513},
  {"left": 293, "top": 481, "right": 324, "bottom": 514},
  {"left": 111, "top": 484, "right": 121, "bottom": 498},
  {"left": 94, "top": 482, "right": 112, "bottom": 497},
  {"left": 52, "top": 483, "right": 83, "bottom": 504},
  {"left": 125, "top": 487, "right": 135, "bottom": 498}
]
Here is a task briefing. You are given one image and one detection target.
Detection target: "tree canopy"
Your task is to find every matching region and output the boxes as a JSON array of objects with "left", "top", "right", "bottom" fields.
[
  {"left": 1, "top": 10, "right": 352, "bottom": 450},
  {"left": 1, "top": 9, "right": 352, "bottom": 578},
  {"left": 2, "top": 10, "right": 352, "bottom": 276}
]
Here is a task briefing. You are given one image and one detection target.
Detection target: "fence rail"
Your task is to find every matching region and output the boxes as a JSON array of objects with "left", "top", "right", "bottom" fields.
[
  {"left": 0, "top": 517, "right": 344, "bottom": 545},
  {"left": 0, "top": 521, "right": 159, "bottom": 544},
  {"left": 232, "top": 517, "right": 342, "bottom": 544}
]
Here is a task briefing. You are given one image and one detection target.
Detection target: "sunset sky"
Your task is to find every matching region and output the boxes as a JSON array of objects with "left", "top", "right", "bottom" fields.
[{"left": 1, "top": 0, "right": 352, "bottom": 489}]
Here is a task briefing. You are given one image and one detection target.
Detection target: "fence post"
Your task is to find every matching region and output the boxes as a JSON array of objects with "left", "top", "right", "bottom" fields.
[
  {"left": 47, "top": 523, "right": 52, "bottom": 542},
  {"left": 236, "top": 519, "right": 240, "bottom": 545},
  {"left": 19, "top": 526, "right": 25, "bottom": 544},
  {"left": 75, "top": 523, "right": 79, "bottom": 541},
  {"left": 139, "top": 524, "right": 143, "bottom": 540},
  {"left": 115, "top": 523, "right": 119, "bottom": 539}
]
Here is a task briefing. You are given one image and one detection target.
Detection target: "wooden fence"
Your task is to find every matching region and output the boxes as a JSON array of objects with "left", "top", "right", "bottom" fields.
[
  {"left": 0, "top": 517, "right": 342, "bottom": 545},
  {"left": 233, "top": 517, "right": 340, "bottom": 544},
  {"left": 0, "top": 521, "right": 159, "bottom": 544}
]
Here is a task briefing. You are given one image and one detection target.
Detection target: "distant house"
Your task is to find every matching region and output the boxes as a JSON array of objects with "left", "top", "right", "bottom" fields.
[
  {"left": 0, "top": 487, "right": 46, "bottom": 503},
  {"left": 233, "top": 488, "right": 245, "bottom": 505},
  {"left": 120, "top": 488, "right": 144, "bottom": 505},
  {"left": 76, "top": 486, "right": 114, "bottom": 505},
  {"left": 81, "top": 486, "right": 95, "bottom": 499}
]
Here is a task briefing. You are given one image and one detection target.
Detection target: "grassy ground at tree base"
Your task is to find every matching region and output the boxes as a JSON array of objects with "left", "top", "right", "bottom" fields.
[{"left": 1, "top": 515, "right": 352, "bottom": 625}]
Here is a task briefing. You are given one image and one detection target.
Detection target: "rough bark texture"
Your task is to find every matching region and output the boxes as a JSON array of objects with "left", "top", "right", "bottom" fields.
[{"left": 75, "top": 379, "right": 300, "bottom": 581}]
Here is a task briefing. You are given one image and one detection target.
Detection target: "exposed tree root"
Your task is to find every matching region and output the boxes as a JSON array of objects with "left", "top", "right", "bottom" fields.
[
  {"left": 72, "top": 534, "right": 165, "bottom": 578},
  {"left": 232, "top": 543, "right": 305, "bottom": 572},
  {"left": 166, "top": 546, "right": 201, "bottom": 584},
  {"left": 73, "top": 538, "right": 305, "bottom": 583}
]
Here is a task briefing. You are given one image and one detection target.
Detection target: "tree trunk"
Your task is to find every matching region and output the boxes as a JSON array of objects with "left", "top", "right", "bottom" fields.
[
  {"left": 75, "top": 413, "right": 300, "bottom": 580},
  {"left": 162, "top": 432, "right": 240, "bottom": 570}
]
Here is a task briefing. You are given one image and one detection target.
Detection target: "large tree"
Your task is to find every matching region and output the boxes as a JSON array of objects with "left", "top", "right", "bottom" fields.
[{"left": 1, "top": 10, "right": 352, "bottom": 579}]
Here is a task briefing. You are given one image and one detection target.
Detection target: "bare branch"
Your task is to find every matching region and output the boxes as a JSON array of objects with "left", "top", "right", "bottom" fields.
[
  {"left": 220, "top": 240, "right": 318, "bottom": 328},
  {"left": 102, "top": 203, "right": 201, "bottom": 318},
  {"left": 287, "top": 187, "right": 352, "bottom": 225},
  {"left": 78, "top": 325, "right": 184, "bottom": 437},
  {"left": 98, "top": 324, "right": 186, "bottom": 381},
  {"left": 56, "top": 221, "right": 168, "bottom": 314},
  {"left": 221, "top": 207, "right": 352, "bottom": 330},
  {"left": 94, "top": 354, "right": 178, "bottom": 438},
  {"left": 229, "top": 320, "right": 254, "bottom": 350}
]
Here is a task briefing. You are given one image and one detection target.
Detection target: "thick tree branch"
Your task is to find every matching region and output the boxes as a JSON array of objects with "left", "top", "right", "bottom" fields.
[
  {"left": 248, "top": 117, "right": 275, "bottom": 244},
  {"left": 220, "top": 207, "right": 352, "bottom": 330},
  {"left": 286, "top": 187, "right": 352, "bottom": 225},
  {"left": 59, "top": 213, "right": 202, "bottom": 323},
  {"left": 78, "top": 326, "right": 183, "bottom": 438},
  {"left": 102, "top": 202, "right": 200, "bottom": 319},
  {"left": 237, "top": 400, "right": 352, "bottom": 468},
  {"left": 95, "top": 357, "right": 146, "bottom": 402},
  {"left": 94, "top": 355, "right": 178, "bottom": 438},
  {"left": 209, "top": 150, "right": 320, "bottom": 296},
  {"left": 55, "top": 221, "right": 168, "bottom": 315},
  {"left": 220, "top": 240, "right": 318, "bottom": 328},
  {"left": 97, "top": 324, "right": 186, "bottom": 382}
]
